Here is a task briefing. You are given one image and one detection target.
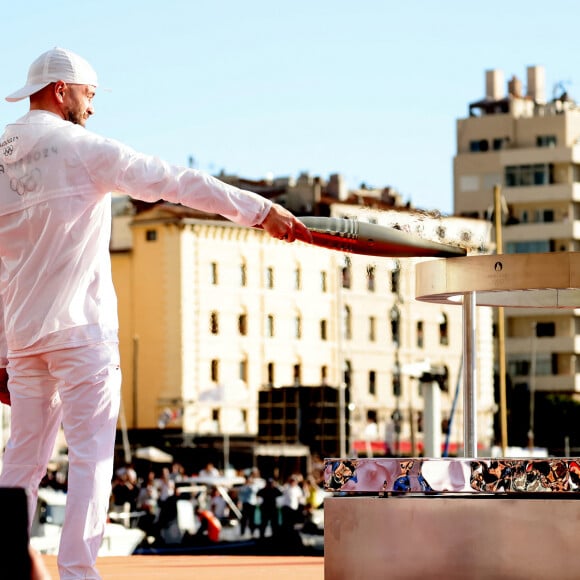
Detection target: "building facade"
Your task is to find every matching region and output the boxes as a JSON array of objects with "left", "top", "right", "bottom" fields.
[
  {"left": 111, "top": 174, "right": 494, "bottom": 466},
  {"left": 454, "top": 66, "right": 580, "bottom": 447}
]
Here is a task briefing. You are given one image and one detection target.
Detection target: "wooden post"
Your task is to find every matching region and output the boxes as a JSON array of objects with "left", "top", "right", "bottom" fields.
[{"left": 494, "top": 184, "right": 508, "bottom": 455}]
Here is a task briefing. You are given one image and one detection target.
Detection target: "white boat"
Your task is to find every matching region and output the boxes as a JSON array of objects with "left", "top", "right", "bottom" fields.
[{"left": 30, "top": 488, "right": 145, "bottom": 556}]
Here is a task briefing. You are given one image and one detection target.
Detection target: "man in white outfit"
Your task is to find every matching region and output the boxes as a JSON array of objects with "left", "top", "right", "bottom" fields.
[{"left": 0, "top": 47, "right": 310, "bottom": 579}]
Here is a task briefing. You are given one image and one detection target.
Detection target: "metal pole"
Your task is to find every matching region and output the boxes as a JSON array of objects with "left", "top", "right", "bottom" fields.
[
  {"left": 339, "top": 381, "right": 346, "bottom": 458},
  {"left": 224, "top": 432, "right": 230, "bottom": 473},
  {"left": 337, "top": 260, "right": 347, "bottom": 458},
  {"left": 119, "top": 396, "right": 132, "bottom": 464},
  {"left": 423, "top": 380, "right": 442, "bottom": 458},
  {"left": 528, "top": 323, "right": 537, "bottom": 453},
  {"left": 463, "top": 291, "right": 477, "bottom": 457}
]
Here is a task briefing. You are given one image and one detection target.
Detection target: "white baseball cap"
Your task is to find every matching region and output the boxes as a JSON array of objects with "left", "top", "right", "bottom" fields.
[{"left": 6, "top": 47, "right": 98, "bottom": 102}]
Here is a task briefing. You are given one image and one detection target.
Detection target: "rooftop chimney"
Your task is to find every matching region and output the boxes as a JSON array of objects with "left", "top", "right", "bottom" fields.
[
  {"left": 508, "top": 75, "right": 523, "bottom": 97},
  {"left": 527, "top": 65, "right": 546, "bottom": 104},
  {"left": 327, "top": 174, "right": 348, "bottom": 201},
  {"left": 485, "top": 69, "right": 504, "bottom": 100}
]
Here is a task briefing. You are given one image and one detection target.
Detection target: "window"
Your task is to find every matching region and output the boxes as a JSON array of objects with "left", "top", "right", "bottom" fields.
[
  {"left": 367, "top": 265, "right": 376, "bottom": 292},
  {"left": 342, "top": 263, "right": 351, "bottom": 289},
  {"left": 439, "top": 313, "right": 448, "bottom": 345},
  {"left": 240, "top": 263, "right": 247, "bottom": 287},
  {"left": 211, "top": 359, "right": 219, "bottom": 382},
  {"left": 267, "top": 362, "right": 275, "bottom": 386},
  {"left": 266, "top": 267, "right": 274, "bottom": 289},
  {"left": 320, "top": 365, "right": 328, "bottom": 385},
  {"left": 416, "top": 411, "right": 424, "bottom": 433},
  {"left": 535, "top": 209, "right": 554, "bottom": 223},
  {"left": 343, "top": 306, "right": 352, "bottom": 340},
  {"left": 505, "top": 164, "right": 554, "bottom": 187},
  {"left": 294, "top": 315, "right": 302, "bottom": 339},
  {"left": 294, "top": 267, "right": 302, "bottom": 290},
  {"left": 493, "top": 137, "right": 509, "bottom": 150},
  {"left": 459, "top": 175, "right": 479, "bottom": 192},
  {"left": 210, "top": 262, "right": 218, "bottom": 285},
  {"left": 536, "top": 322, "right": 555, "bottom": 337},
  {"left": 266, "top": 315, "right": 275, "bottom": 337},
  {"left": 391, "top": 265, "right": 400, "bottom": 294},
  {"left": 145, "top": 229, "right": 157, "bottom": 242},
  {"left": 238, "top": 313, "right": 248, "bottom": 336},
  {"left": 417, "top": 320, "right": 424, "bottom": 348},
  {"left": 369, "top": 370, "right": 376, "bottom": 396},
  {"left": 293, "top": 364, "right": 301, "bottom": 386},
  {"left": 537, "top": 135, "right": 557, "bottom": 148},
  {"left": 210, "top": 311, "right": 219, "bottom": 334},
  {"left": 321, "top": 271, "right": 328, "bottom": 293},
  {"left": 509, "top": 355, "right": 555, "bottom": 376},
  {"left": 320, "top": 319, "right": 328, "bottom": 341},
  {"left": 390, "top": 306, "right": 400, "bottom": 346},
  {"left": 470, "top": 139, "right": 489, "bottom": 152},
  {"left": 392, "top": 371, "right": 401, "bottom": 397},
  {"left": 369, "top": 316, "right": 376, "bottom": 342},
  {"left": 508, "top": 359, "right": 530, "bottom": 376},
  {"left": 506, "top": 240, "right": 551, "bottom": 254},
  {"left": 439, "top": 366, "right": 450, "bottom": 392},
  {"left": 343, "top": 360, "right": 352, "bottom": 387},
  {"left": 239, "top": 358, "right": 248, "bottom": 382}
]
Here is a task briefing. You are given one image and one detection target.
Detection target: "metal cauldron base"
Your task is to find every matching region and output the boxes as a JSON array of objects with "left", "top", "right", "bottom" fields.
[{"left": 324, "top": 494, "right": 580, "bottom": 580}]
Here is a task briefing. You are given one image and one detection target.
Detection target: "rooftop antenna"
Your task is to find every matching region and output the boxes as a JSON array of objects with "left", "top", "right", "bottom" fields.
[{"left": 552, "top": 80, "right": 571, "bottom": 100}]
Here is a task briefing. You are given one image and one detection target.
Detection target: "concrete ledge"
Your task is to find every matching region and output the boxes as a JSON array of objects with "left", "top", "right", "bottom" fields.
[{"left": 325, "top": 495, "right": 580, "bottom": 580}]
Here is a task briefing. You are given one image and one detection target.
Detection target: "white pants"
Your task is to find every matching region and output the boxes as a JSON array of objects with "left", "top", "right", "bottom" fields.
[{"left": 0, "top": 342, "right": 121, "bottom": 580}]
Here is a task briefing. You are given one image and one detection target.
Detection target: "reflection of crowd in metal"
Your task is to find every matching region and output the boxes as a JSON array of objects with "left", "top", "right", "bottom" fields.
[
  {"left": 237, "top": 470, "right": 326, "bottom": 540},
  {"left": 106, "top": 461, "right": 326, "bottom": 545},
  {"left": 470, "top": 458, "right": 580, "bottom": 493}
]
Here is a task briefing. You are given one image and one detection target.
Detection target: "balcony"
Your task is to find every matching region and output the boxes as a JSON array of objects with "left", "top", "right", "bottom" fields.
[
  {"left": 534, "top": 373, "right": 580, "bottom": 393},
  {"left": 503, "top": 183, "right": 580, "bottom": 204},
  {"left": 502, "top": 220, "right": 578, "bottom": 242},
  {"left": 508, "top": 372, "right": 580, "bottom": 393},
  {"left": 506, "top": 335, "right": 580, "bottom": 354},
  {"left": 505, "top": 335, "right": 580, "bottom": 356},
  {"left": 500, "top": 146, "right": 576, "bottom": 166}
]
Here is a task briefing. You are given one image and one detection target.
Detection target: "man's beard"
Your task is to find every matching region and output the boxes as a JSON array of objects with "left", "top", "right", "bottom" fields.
[{"left": 67, "top": 110, "right": 86, "bottom": 127}]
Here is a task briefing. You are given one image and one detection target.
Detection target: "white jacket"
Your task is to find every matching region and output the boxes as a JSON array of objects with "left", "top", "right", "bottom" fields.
[{"left": 0, "top": 111, "right": 273, "bottom": 364}]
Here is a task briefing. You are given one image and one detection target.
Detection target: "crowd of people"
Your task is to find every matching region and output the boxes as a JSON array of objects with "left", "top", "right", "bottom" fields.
[
  {"left": 105, "top": 461, "right": 327, "bottom": 545},
  {"left": 37, "top": 455, "right": 327, "bottom": 550}
]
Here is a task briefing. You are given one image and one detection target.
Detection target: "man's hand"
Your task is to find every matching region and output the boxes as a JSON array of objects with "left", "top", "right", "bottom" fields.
[
  {"left": 260, "top": 204, "right": 313, "bottom": 244},
  {"left": 29, "top": 546, "right": 52, "bottom": 580},
  {"left": 0, "top": 368, "right": 10, "bottom": 406}
]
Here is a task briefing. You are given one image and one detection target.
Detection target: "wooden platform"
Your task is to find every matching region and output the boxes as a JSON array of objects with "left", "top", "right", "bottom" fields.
[{"left": 41, "top": 555, "right": 324, "bottom": 579}]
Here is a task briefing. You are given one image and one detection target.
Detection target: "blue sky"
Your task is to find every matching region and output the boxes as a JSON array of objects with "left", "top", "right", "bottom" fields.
[{"left": 2, "top": 0, "right": 580, "bottom": 214}]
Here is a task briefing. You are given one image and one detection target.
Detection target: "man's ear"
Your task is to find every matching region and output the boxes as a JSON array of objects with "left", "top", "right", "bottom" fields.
[{"left": 54, "top": 81, "right": 67, "bottom": 103}]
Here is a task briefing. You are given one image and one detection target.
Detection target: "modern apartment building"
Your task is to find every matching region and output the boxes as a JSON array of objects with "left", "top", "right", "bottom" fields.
[
  {"left": 454, "top": 66, "right": 580, "bottom": 446},
  {"left": 110, "top": 174, "right": 494, "bottom": 468}
]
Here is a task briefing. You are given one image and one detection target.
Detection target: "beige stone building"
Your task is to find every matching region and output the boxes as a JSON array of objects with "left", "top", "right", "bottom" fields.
[
  {"left": 111, "top": 175, "right": 494, "bottom": 466},
  {"left": 454, "top": 66, "right": 580, "bottom": 446}
]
